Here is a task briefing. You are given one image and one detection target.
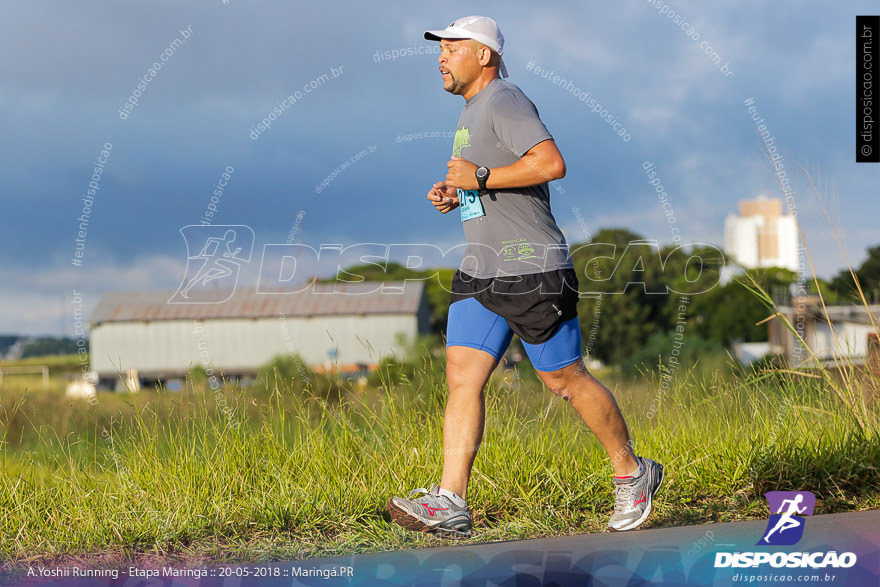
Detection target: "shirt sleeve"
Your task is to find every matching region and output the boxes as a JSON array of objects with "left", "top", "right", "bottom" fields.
[{"left": 490, "top": 89, "right": 553, "bottom": 158}]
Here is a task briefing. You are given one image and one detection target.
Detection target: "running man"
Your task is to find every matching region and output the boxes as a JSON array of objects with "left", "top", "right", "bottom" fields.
[
  {"left": 762, "top": 494, "right": 807, "bottom": 544},
  {"left": 387, "top": 16, "right": 664, "bottom": 539}
]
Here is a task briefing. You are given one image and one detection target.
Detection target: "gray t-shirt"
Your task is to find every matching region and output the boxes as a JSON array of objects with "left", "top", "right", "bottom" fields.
[{"left": 452, "top": 78, "right": 572, "bottom": 278}]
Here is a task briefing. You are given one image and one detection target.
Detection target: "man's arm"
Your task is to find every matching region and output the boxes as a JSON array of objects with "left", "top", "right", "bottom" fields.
[{"left": 445, "top": 139, "right": 566, "bottom": 191}]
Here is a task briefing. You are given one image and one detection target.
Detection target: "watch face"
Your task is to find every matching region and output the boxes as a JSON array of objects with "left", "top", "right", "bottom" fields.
[{"left": 476, "top": 167, "right": 489, "bottom": 178}]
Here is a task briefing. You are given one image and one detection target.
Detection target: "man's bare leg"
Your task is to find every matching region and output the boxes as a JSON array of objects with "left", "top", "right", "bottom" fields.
[
  {"left": 438, "top": 345, "right": 498, "bottom": 499},
  {"left": 536, "top": 359, "right": 639, "bottom": 476}
]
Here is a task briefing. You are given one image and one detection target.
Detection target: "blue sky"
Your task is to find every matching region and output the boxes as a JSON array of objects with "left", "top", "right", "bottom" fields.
[{"left": 1, "top": 1, "right": 878, "bottom": 336}]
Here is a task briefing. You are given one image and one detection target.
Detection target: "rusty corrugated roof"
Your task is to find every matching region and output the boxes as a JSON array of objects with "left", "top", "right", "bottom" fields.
[{"left": 89, "top": 282, "right": 426, "bottom": 324}]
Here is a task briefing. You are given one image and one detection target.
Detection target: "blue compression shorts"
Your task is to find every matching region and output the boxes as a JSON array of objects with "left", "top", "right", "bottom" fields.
[{"left": 446, "top": 297, "right": 583, "bottom": 372}]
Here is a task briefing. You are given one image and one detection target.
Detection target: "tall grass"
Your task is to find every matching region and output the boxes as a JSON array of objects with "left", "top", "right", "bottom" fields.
[{"left": 1, "top": 346, "right": 878, "bottom": 573}]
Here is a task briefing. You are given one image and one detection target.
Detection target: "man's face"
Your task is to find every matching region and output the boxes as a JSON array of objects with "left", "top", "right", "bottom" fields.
[{"left": 438, "top": 38, "right": 482, "bottom": 95}]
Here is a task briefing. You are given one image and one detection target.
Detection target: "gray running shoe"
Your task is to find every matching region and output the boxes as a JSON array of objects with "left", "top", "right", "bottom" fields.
[
  {"left": 387, "top": 484, "right": 472, "bottom": 539},
  {"left": 607, "top": 456, "right": 664, "bottom": 531}
]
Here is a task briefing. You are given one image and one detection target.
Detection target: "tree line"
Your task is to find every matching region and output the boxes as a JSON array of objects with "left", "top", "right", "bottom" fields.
[{"left": 330, "top": 229, "right": 880, "bottom": 371}]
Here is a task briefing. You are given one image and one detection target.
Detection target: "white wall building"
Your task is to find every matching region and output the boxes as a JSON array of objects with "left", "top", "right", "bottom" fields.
[
  {"left": 88, "top": 281, "right": 431, "bottom": 384},
  {"left": 724, "top": 195, "right": 799, "bottom": 272},
  {"left": 769, "top": 297, "right": 880, "bottom": 366}
]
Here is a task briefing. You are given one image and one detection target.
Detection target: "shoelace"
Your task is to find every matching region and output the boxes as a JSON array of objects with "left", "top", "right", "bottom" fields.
[
  {"left": 407, "top": 486, "right": 452, "bottom": 509},
  {"left": 407, "top": 487, "right": 432, "bottom": 499},
  {"left": 613, "top": 479, "right": 639, "bottom": 510}
]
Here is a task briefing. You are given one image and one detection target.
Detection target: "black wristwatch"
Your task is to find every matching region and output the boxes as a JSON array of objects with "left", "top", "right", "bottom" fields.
[{"left": 475, "top": 166, "right": 490, "bottom": 191}]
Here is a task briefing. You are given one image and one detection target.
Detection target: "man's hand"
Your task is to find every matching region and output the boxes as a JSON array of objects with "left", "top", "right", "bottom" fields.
[
  {"left": 427, "top": 181, "right": 460, "bottom": 214},
  {"left": 445, "top": 156, "right": 479, "bottom": 190}
]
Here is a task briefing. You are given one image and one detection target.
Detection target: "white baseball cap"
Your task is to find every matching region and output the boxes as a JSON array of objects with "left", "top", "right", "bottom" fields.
[{"left": 424, "top": 15, "right": 508, "bottom": 78}]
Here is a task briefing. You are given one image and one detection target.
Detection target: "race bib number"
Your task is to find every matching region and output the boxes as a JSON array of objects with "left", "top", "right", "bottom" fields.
[{"left": 458, "top": 189, "right": 485, "bottom": 222}]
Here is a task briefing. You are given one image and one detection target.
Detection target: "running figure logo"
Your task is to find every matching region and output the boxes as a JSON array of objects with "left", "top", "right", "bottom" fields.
[
  {"left": 169, "top": 225, "right": 254, "bottom": 304},
  {"left": 759, "top": 491, "right": 816, "bottom": 546}
]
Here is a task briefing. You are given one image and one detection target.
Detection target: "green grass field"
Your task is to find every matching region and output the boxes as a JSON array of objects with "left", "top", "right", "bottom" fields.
[{"left": 1, "top": 347, "right": 878, "bottom": 576}]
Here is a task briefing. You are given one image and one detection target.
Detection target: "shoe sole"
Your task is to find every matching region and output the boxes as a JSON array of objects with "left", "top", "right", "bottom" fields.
[
  {"left": 387, "top": 499, "right": 472, "bottom": 540},
  {"left": 607, "top": 462, "right": 665, "bottom": 532}
]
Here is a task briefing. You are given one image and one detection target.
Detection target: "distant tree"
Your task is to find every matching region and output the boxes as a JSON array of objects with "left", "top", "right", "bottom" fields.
[
  {"left": 331, "top": 261, "right": 418, "bottom": 283},
  {"left": 830, "top": 244, "right": 880, "bottom": 303},
  {"left": 807, "top": 277, "right": 841, "bottom": 304},
  {"left": 621, "top": 330, "right": 726, "bottom": 377},
  {"left": 659, "top": 243, "right": 726, "bottom": 325},
  {"left": 0, "top": 335, "right": 19, "bottom": 356},
  {"left": 688, "top": 280, "right": 771, "bottom": 345},
  {"left": 570, "top": 229, "right": 723, "bottom": 365},
  {"left": 859, "top": 244, "right": 880, "bottom": 296},
  {"left": 187, "top": 364, "right": 208, "bottom": 384},
  {"left": 424, "top": 268, "right": 455, "bottom": 331},
  {"left": 687, "top": 267, "right": 797, "bottom": 346},
  {"left": 21, "top": 337, "right": 82, "bottom": 358},
  {"left": 325, "top": 261, "right": 454, "bottom": 333},
  {"left": 571, "top": 229, "right": 658, "bottom": 364},
  {"left": 257, "top": 354, "right": 313, "bottom": 395}
]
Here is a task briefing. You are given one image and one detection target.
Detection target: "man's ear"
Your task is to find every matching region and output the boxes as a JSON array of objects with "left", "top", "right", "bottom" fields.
[{"left": 479, "top": 46, "right": 492, "bottom": 67}]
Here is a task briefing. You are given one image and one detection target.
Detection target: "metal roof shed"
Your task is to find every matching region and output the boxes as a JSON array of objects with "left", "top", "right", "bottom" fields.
[{"left": 88, "top": 281, "right": 431, "bottom": 381}]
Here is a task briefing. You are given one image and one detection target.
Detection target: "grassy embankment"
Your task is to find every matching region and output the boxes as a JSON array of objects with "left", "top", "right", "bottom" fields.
[{"left": 1, "top": 330, "right": 878, "bottom": 574}]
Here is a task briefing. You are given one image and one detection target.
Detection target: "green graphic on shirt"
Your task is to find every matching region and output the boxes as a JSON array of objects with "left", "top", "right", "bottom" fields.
[
  {"left": 500, "top": 237, "right": 539, "bottom": 261},
  {"left": 517, "top": 243, "right": 536, "bottom": 257},
  {"left": 452, "top": 128, "right": 470, "bottom": 157}
]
